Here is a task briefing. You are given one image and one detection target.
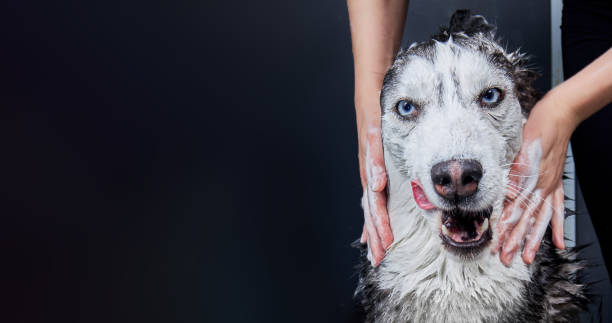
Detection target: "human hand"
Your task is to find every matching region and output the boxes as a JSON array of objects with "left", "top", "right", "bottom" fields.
[
  {"left": 493, "top": 93, "right": 578, "bottom": 265},
  {"left": 356, "top": 96, "right": 393, "bottom": 267}
]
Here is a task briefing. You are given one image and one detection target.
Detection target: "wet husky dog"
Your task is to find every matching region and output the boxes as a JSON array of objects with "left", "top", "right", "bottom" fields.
[{"left": 356, "top": 10, "right": 586, "bottom": 323}]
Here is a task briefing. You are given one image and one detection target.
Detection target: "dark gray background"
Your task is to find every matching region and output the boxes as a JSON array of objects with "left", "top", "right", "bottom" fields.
[{"left": 3, "top": 0, "right": 551, "bottom": 322}]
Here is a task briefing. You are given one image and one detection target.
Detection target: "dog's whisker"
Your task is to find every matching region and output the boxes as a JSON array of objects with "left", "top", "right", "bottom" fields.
[
  {"left": 506, "top": 187, "right": 539, "bottom": 206},
  {"left": 506, "top": 180, "right": 542, "bottom": 192},
  {"left": 505, "top": 186, "right": 532, "bottom": 208},
  {"left": 507, "top": 174, "right": 547, "bottom": 180},
  {"left": 505, "top": 183, "right": 557, "bottom": 213},
  {"left": 507, "top": 173, "right": 540, "bottom": 178},
  {"left": 501, "top": 165, "right": 547, "bottom": 175},
  {"left": 506, "top": 182, "right": 531, "bottom": 191},
  {"left": 500, "top": 162, "right": 532, "bottom": 167},
  {"left": 505, "top": 184, "right": 537, "bottom": 201}
]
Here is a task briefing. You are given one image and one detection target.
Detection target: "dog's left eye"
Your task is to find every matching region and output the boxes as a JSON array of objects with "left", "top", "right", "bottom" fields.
[{"left": 480, "top": 88, "right": 503, "bottom": 106}]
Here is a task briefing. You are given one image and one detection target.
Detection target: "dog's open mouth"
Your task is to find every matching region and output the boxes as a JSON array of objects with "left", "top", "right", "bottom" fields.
[{"left": 440, "top": 207, "right": 492, "bottom": 256}]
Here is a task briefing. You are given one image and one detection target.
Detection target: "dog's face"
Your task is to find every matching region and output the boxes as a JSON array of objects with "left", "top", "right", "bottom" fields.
[{"left": 381, "top": 33, "right": 533, "bottom": 258}]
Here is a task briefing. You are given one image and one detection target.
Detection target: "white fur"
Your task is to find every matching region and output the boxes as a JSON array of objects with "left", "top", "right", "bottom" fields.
[{"left": 376, "top": 39, "right": 531, "bottom": 322}]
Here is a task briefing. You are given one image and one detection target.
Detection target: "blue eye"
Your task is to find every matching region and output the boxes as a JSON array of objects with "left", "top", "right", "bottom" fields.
[
  {"left": 396, "top": 100, "right": 416, "bottom": 117},
  {"left": 481, "top": 88, "right": 502, "bottom": 105}
]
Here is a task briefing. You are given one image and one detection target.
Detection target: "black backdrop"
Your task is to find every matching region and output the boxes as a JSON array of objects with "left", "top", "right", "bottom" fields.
[{"left": 3, "top": 1, "right": 550, "bottom": 322}]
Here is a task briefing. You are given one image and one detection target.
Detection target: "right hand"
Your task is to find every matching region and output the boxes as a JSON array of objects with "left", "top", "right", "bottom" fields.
[{"left": 356, "top": 94, "right": 393, "bottom": 267}]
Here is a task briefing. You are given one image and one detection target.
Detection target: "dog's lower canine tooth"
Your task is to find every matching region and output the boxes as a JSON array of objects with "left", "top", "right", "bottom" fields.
[
  {"left": 441, "top": 224, "right": 450, "bottom": 236},
  {"left": 481, "top": 218, "right": 489, "bottom": 233}
]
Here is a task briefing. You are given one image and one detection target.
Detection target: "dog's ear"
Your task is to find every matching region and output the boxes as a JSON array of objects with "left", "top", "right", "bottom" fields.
[
  {"left": 507, "top": 51, "right": 541, "bottom": 116},
  {"left": 449, "top": 9, "right": 496, "bottom": 38},
  {"left": 434, "top": 10, "right": 496, "bottom": 41}
]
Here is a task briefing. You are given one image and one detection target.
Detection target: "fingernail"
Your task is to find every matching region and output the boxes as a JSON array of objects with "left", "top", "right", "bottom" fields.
[
  {"left": 372, "top": 257, "right": 380, "bottom": 267},
  {"left": 370, "top": 176, "right": 383, "bottom": 191},
  {"left": 507, "top": 190, "right": 518, "bottom": 200},
  {"left": 384, "top": 240, "right": 392, "bottom": 250},
  {"left": 490, "top": 242, "right": 499, "bottom": 254},
  {"left": 502, "top": 251, "right": 514, "bottom": 266}
]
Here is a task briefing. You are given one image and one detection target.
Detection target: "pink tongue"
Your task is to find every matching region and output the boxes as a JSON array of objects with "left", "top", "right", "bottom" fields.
[
  {"left": 411, "top": 181, "right": 436, "bottom": 210},
  {"left": 448, "top": 222, "right": 483, "bottom": 242}
]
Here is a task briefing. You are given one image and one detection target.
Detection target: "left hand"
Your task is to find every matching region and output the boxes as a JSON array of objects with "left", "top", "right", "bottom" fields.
[{"left": 492, "top": 93, "right": 579, "bottom": 265}]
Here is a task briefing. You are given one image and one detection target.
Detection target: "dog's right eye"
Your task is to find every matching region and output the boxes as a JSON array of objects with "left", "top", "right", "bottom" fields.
[
  {"left": 396, "top": 100, "right": 417, "bottom": 118},
  {"left": 478, "top": 87, "right": 504, "bottom": 107}
]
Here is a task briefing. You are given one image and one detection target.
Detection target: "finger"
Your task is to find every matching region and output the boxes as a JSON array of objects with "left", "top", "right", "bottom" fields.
[
  {"left": 366, "top": 225, "right": 384, "bottom": 267},
  {"left": 360, "top": 224, "right": 367, "bottom": 244},
  {"left": 501, "top": 192, "right": 543, "bottom": 265},
  {"left": 550, "top": 183, "right": 566, "bottom": 250},
  {"left": 522, "top": 194, "right": 554, "bottom": 264},
  {"left": 370, "top": 169, "right": 387, "bottom": 192},
  {"left": 492, "top": 199, "right": 525, "bottom": 253},
  {"left": 365, "top": 129, "right": 387, "bottom": 192},
  {"left": 492, "top": 204, "right": 513, "bottom": 253},
  {"left": 366, "top": 235, "right": 384, "bottom": 266},
  {"left": 368, "top": 186, "right": 393, "bottom": 250},
  {"left": 362, "top": 195, "right": 384, "bottom": 267}
]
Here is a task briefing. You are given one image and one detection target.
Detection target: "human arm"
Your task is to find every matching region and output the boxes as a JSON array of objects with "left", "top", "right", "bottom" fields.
[
  {"left": 347, "top": 0, "right": 409, "bottom": 266},
  {"left": 495, "top": 47, "right": 612, "bottom": 265}
]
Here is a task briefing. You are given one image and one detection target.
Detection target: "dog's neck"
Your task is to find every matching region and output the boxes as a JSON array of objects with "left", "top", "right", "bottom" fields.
[{"left": 376, "top": 156, "right": 531, "bottom": 322}]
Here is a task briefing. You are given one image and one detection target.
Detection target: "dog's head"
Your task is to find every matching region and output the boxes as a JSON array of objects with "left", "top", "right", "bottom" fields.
[{"left": 381, "top": 10, "right": 538, "bottom": 258}]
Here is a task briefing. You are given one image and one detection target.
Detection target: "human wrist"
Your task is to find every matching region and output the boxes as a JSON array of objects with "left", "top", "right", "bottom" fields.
[
  {"left": 540, "top": 87, "right": 581, "bottom": 132},
  {"left": 355, "top": 89, "right": 381, "bottom": 125},
  {"left": 354, "top": 71, "right": 385, "bottom": 96}
]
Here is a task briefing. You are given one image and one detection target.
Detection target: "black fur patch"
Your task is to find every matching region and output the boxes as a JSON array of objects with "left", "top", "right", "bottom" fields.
[{"left": 354, "top": 230, "right": 588, "bottom": 322}]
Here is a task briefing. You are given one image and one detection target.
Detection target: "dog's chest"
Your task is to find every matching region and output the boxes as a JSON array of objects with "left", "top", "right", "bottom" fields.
[{"left": 361, "top": 230, "right": 531, "bottom": 323}]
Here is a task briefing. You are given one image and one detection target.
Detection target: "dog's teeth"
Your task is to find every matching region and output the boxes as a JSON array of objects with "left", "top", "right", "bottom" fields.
[
  {"left": 481, "top": 218, "right": 489, "bottom": 233},
  {"left": 441, "top": 224, "right": 450, "bottom": 236}
]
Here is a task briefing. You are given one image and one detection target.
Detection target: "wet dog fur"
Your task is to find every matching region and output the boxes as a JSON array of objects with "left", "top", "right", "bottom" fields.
[{"left": 354, "top": 10, "right": 587, "bottom": 323}]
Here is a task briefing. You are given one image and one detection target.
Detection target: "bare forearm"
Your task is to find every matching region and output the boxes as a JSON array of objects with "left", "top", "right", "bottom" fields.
[
  {"left": 548, "top": 48, "right": 612, "bottom": 128},
  {"left": 348, "top": 0, "right": 409, "bottom": 116},
  {"left": 348, "top": 0, "right": 408, "bottom": 265}
]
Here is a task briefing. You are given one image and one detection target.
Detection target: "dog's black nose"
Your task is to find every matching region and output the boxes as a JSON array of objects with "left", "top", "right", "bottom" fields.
[{"left": 431, "top": 159, "right": 482, "bottom": 201}]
